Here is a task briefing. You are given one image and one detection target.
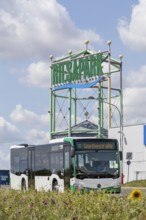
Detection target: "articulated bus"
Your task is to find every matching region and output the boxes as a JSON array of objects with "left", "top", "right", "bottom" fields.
[{"left": 10, "top": 137, "right": 122, "bottom": 193}]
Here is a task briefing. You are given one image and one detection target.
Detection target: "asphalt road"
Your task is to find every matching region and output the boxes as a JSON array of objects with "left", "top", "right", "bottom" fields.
[
  {"left": 1, "top": 185, "right": 146, "bottom": 196},
  {"left": 121, "top": 187, "right": 146, "bottom": 195}
]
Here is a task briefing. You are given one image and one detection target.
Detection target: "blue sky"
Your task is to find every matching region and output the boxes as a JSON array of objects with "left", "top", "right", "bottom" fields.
[{"left": 0, "top": 0, "right": 146, "bottom": 168}]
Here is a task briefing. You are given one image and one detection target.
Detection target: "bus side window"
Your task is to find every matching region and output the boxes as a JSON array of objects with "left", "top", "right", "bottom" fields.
[
  {"left": 64, "top": 148, "right": 70, "bottom": 170},
  {"left": 11, "top": 150, "right": 14, "bottom": 173},
  {"left": 53, "top": 152, "right": 63, "bottom": 173},
  {"left": 14, "top": 156, "right": 19, "bottom": 174},
  {"left": 35, "top": 145, "right": 50, "bottom": 173},
  {"left": 19, "top": 148, "right": 27, "bottom": 173},
  {"left": 11, "top": 149, "right": 20, "bottom": 174},
  {"left": 64, "top": 145, "right": 71, "bottom": 187}
]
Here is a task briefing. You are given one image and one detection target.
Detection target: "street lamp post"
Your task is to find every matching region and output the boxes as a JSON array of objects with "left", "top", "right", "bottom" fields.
[{"left": 101, "top": 100, "right": 124, "bottom": 184}]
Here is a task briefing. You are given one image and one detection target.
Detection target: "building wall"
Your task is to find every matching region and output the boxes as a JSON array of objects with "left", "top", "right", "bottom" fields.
[{"left": 109, "top": 124, "right": 146, "bottom": 183}]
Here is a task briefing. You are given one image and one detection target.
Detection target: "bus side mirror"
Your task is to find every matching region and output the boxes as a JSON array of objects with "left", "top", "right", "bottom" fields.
[
  {"left": 71, "top": 148, "right": 75, "bottom": 157},
  {"left": 119, "top": 151, "right": 123, "bottom": 160}
]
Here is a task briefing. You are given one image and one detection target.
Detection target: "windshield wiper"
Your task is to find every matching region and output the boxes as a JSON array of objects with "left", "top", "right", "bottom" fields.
[
  {"left": 95, "top": 172, "right": 119, "bottom": 178},
  {"left": 76, "top": 166, "right": 97, "bottom": 174},
  {"left": 76, "top": 167, "right": 102, "bottom": 179},
  {"left": 76, "top": 167, "right": 119, "bottom": 179},
  {"left": 76, "top": 173, "right": 90, "bottom": 179}
]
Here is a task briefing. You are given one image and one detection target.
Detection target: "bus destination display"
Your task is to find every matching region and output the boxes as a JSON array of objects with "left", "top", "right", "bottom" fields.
[{"left": 76, "top": 142, "right": 115, "bottom": 150}]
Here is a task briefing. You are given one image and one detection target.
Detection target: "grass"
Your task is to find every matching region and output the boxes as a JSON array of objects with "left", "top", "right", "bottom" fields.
[
  {"left": 0, "top": 189, "right": 146, "bottom": 220},
  {"left": 123, "top": 179, "right": 146, "bottom": 187}
]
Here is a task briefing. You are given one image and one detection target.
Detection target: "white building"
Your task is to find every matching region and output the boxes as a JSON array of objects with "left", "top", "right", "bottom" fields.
[{"left": 109, "top": 124, "right": 146, "bottom": 183}]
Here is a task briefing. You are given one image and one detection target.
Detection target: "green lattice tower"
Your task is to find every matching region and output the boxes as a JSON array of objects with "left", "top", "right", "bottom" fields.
[{"left": 49, "top": 41, "right": 123, "bottom": 140}]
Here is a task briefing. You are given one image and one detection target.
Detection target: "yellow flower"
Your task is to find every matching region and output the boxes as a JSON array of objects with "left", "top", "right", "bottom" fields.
[{"left": 128, "top": 189, "right": 143, "bottom": 201}]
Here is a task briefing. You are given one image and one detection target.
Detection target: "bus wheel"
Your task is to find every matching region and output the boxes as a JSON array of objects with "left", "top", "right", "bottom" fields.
[
  {"left": 22, "top": 179, "right": 26, "bottom": 192},
  {"left": 52, "top": 180, "right": 59, "bottom": 191}
]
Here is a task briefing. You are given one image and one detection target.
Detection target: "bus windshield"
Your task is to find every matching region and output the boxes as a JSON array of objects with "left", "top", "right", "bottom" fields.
[{"left": 75, "top": 150, "right": 119, "bottom": 178}]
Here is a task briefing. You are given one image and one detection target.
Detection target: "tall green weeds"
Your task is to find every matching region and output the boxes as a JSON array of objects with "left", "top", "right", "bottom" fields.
[{"left": 0, "top": 189, "right": 146, "bottom": 220}]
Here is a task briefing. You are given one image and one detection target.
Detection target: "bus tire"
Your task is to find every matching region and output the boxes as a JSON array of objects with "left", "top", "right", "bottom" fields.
[
  {"left": 22, "top": 179, "right": 26, "bottom": 192},
  {"left": 52, "top": 179, "right": 59, "bottom": 191}
]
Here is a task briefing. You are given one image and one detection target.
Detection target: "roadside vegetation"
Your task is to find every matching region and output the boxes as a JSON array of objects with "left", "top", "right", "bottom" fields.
[
  {"left": 123, "top": 179, "right": 146, "bottom": 188},
  {"left": 0, "top": 189, "right": 146, "bottom": 219}
]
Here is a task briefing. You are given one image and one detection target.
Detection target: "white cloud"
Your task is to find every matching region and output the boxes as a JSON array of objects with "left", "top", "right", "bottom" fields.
[
  {"left": 124, "top": 65, "right": 146, "bottom": 88},
  {"left": 9, "top": 104, "right": 49, "bottom": 144},
  {"left": 0, "top": 150, "right": 9, "bottom": 169},
  {"left": 21, "top": 61, "right": 51, "bottom": 88},
  {"left": 123, "top": 87, "right": 146, "bottom": 124},
  {"left": 122, "top": 64, "right": 146, "bottom": 125},
  {"left": 0, "top": 117, "right": 21, "bottom": 143},
  {"left": 0, "top": 150, "right": 9, "bottom": 162},
  {"left": 26, "top": 129, "right": 49, "bottom": 144},
  {"left": 0, "top": 112, "right": 47, "bottom": 148},
  {"left": 0, "top": 0, "right": 101, "bottom": 59},
  {"left": 10, "top": 104, "right": 49, "bottom": 127},
  {"left": 118, "top": 0, "right": 146, "bottom": 51}
]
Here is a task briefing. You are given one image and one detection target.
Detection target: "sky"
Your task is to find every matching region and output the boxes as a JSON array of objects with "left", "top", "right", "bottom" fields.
[{"left": 1, "top": 0, "right": 146, "bottom": 168}]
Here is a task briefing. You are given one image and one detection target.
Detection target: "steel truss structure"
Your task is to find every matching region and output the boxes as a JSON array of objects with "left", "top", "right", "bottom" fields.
[{"left": 49, "top": 42, "right": 123, "bottom": 140}]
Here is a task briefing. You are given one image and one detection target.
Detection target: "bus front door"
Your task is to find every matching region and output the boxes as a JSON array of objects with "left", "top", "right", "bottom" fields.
[
  {"left": 63, "top": 145, "right": 70, "bottom": 189},
  {"left": 28, "top": 148, "right": 35, "bottom": 189}
]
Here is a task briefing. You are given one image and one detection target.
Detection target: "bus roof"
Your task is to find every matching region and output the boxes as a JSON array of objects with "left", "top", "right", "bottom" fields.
[
  {"left": 49, "top": 138, "right": 65, "bottom": 143},
  {"left": 10, "top": 144, "right": 30, "bottom": 149},
  {"left": 49, "top": 137, "right": 114, "bottom": 144},
  {"left": 10, "top": 138, "right": 118, "bottom": 149}
]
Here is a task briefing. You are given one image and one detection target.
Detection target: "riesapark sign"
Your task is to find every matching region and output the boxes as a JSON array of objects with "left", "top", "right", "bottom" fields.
[{"left": 52, "top": 53, "right": 103, "bottom": 86}]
